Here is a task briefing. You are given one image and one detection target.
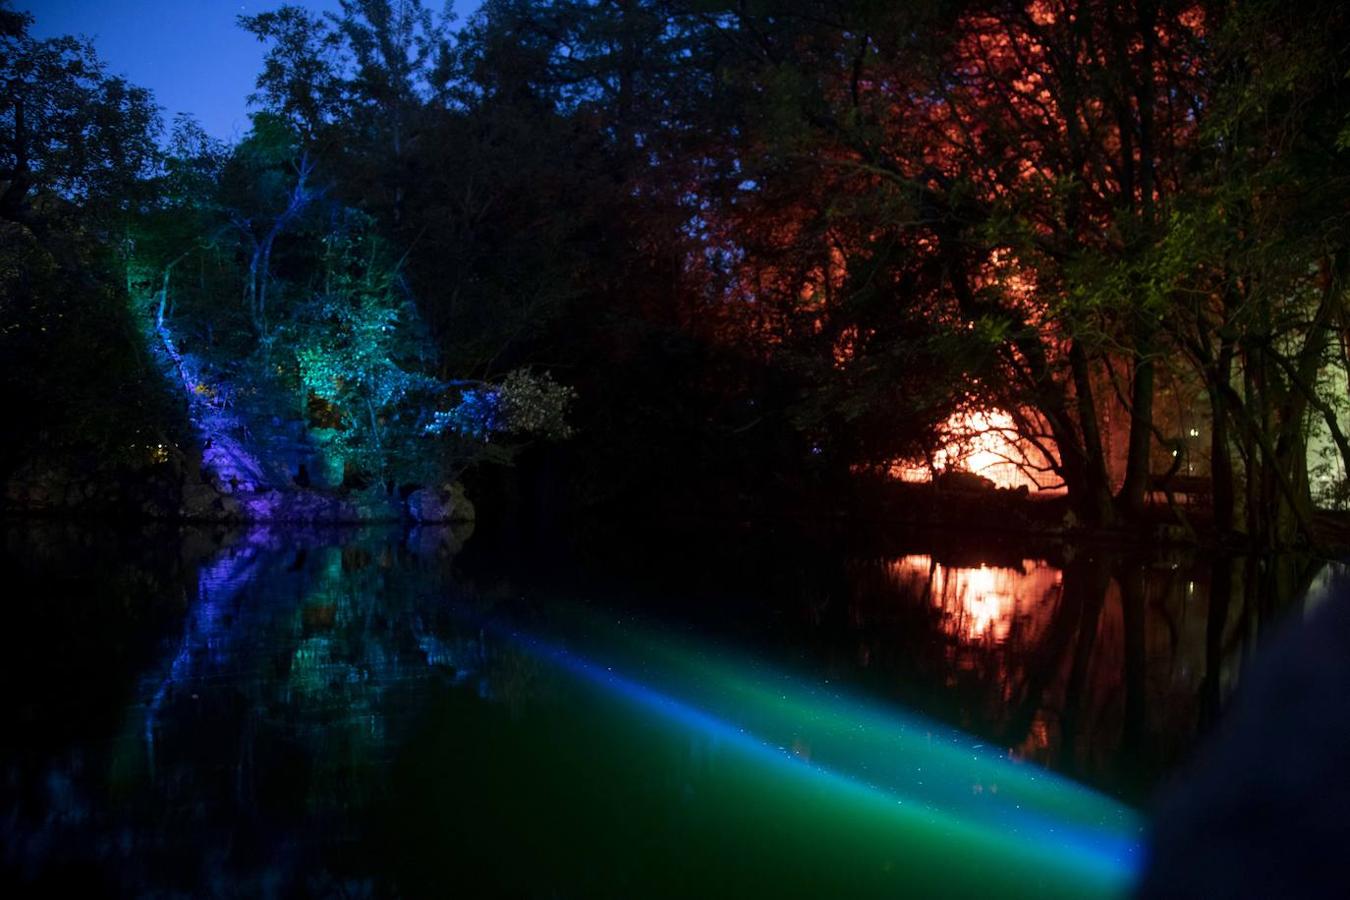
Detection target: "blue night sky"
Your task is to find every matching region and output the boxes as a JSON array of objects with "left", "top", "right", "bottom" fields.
[{"left": 26, "top": 1, "right": 475, "bottom": 140}]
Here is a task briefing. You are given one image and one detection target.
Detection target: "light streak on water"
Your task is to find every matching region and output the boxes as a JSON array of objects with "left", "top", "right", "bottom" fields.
[{"left": 495, "top": 616, "right": 1145, "bottom": 898}]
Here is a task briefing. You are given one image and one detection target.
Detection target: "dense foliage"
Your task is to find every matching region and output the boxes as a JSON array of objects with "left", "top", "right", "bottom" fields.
[
  {"left": 1, "top": 5, "right": 186, "bottom": 488},
  {"left": 4, "top": 0, "right": 1350, "bottom": 546}
]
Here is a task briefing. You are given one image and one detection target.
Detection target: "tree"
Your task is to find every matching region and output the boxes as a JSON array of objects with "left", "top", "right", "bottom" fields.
[
  {"left": 216, "top": 114, "right": 322, "bottom": 340},
  {"left": 0, "top": 3, "right": 184, "bottom": 488},
  {"left": 290, "top": 209, "right": 440, "bottom": 482},
  {"left": 0, "top": 2, "right": 159, "bottom": 227},
  {"left": 242, "top": 0, "right": 455, "bottom": 227},
  {"left": 1149, "top": 0, "right": 1350, "bottom": 547},
  {"left": 667, "top": 1, "right": 1214, "bottom": 524}
]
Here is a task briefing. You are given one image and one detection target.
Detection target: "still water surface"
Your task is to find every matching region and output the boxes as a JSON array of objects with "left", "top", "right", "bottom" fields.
[{"left": 0, "top": 523, "right": 1327, "bottom": 896}]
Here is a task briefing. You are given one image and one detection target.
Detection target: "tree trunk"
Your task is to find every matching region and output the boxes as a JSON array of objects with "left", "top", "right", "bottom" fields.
[
  {"left": 1210, "top": 342, "right": 1236, "bottom": 536},
  {"left": 258, "top": 234, "right": 275, "bottom": 337},
  {"left": 1118, "top": 352, "right": 1155, "bottom": 519},
  {"left": 244, "top": 239, "right": 262, "bottom": 332},
  {"left": 1069, "top": 341, "right": 1116, "bottom": 525},
  {"left": 1209, "top": 387, "right": 1235, "bottom": 536}
]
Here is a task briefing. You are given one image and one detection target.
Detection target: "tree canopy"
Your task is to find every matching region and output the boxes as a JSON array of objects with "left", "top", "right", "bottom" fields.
[{"left": 5, "top": 0, "right": 1350, "bottom": 546}]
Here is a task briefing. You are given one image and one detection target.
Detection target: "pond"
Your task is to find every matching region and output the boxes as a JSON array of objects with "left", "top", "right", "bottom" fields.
[{"left": 0, "top": 522, "right": 1329, "bottom": 897}]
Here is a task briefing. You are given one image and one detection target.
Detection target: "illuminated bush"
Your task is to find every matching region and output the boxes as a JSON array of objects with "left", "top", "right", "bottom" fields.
[{"left": 427, "top": 369, "right": 575, "bottom": 442}]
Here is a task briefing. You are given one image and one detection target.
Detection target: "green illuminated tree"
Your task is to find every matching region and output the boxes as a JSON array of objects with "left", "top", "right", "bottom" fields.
[{"left": 288, "top": 210, "right": 438, "bottom": 482}]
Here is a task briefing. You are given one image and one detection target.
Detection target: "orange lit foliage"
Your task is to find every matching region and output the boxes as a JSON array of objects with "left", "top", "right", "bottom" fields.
[
  {"left": 695, "top": 1, "right": 1210, "bottom": 519},
  {"left": 889, "top": 1, "right": 1205, "bottom": 507}
]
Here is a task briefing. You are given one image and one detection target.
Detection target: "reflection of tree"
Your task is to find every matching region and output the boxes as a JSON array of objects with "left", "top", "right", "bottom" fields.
[
  {"left": 841, "top": 546, "right": 1325, "bottom": 801},
  {"left": 121, "top": 526, "right": 504, "bottom": 893},
  {"left": 144, "top": 535, "right": 269, "bottom": 771},
  {"left": 1054, "top": 559, "right": 1114, "bottom": 772},
  {"left": 1004, "top": 556, "right": 1111, "bottom": 767}
]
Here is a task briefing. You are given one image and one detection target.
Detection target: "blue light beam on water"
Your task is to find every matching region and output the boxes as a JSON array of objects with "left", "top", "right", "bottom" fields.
[{"left": 497, "top": 622, "right": 1144, "bottom": 897}]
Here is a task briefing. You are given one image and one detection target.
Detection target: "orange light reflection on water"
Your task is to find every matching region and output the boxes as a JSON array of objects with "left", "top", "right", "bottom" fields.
[{"left": 888, "top": 555, "right": 1063, "bottom": 644}]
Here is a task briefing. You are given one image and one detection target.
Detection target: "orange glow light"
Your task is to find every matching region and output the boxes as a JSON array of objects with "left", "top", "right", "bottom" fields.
[{"left": 892, "top": 409, "right": 1059, "bottom": 491}]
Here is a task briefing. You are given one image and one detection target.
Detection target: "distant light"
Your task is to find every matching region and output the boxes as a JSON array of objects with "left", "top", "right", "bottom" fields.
[{"left": 1188, "top": 428, "right": 1199, "bottom": 438}]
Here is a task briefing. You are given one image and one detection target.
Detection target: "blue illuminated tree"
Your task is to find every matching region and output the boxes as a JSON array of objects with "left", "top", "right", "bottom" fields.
[{"left": 426, "top": 370, "right": 574, "bottom": 444}]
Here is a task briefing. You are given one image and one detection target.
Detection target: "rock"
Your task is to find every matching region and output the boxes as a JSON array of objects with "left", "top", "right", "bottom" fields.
[
  {"left": 443, "top": 481, "right": 475, "bottom": 522},
  {"left": 220, "top": 486, "right": 400, "bottom": 524},
  {"left": 239, "top": 490, "right": 284, "bottom": 520},
  {"left": 348, "top": 494, "right": 399, "bottom": 522},
  {"left": 933, "top": 469, "right": 998, "bottom": 493},
  {"left": 406, "top": 482, "right": 476, "bottom": 524},
  {"left": 3, "top": 462, "right": 87, "bottom": 512},
  {"left": 407, "top": 488, "right": 448, "bottom": 523},
  {"left": 216, "top": 493, "right": 243, "bottom": 520},
  {"left": 180, "top": 477, "right": 225, "bottom": 520}
]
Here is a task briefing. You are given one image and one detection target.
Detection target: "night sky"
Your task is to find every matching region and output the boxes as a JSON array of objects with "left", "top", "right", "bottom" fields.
[{"left": 26, "top": 1, "right": 474, "bottom": 140}]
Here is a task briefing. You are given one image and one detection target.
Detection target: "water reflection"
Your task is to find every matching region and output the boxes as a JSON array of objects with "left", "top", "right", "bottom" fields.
[
  {"left": 0, "top": 524, "right": 1330, "bottom": 897},
  {"left": 830, "top": 546, "right": 1328, "bottom": 801},
  {"left": 889, "top": 554, "right": 1063, "bottom": 643}
]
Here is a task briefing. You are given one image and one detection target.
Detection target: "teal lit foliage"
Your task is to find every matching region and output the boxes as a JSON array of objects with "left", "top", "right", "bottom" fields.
[
  {"left": 115, "top": 106, "right": 579, "bottom": 494},
  {"left": 289, "top": 209, "right": 439, "bottom": 478},
  {"left": 288, "top": 209, "right": 575, "bottom": 482}
]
